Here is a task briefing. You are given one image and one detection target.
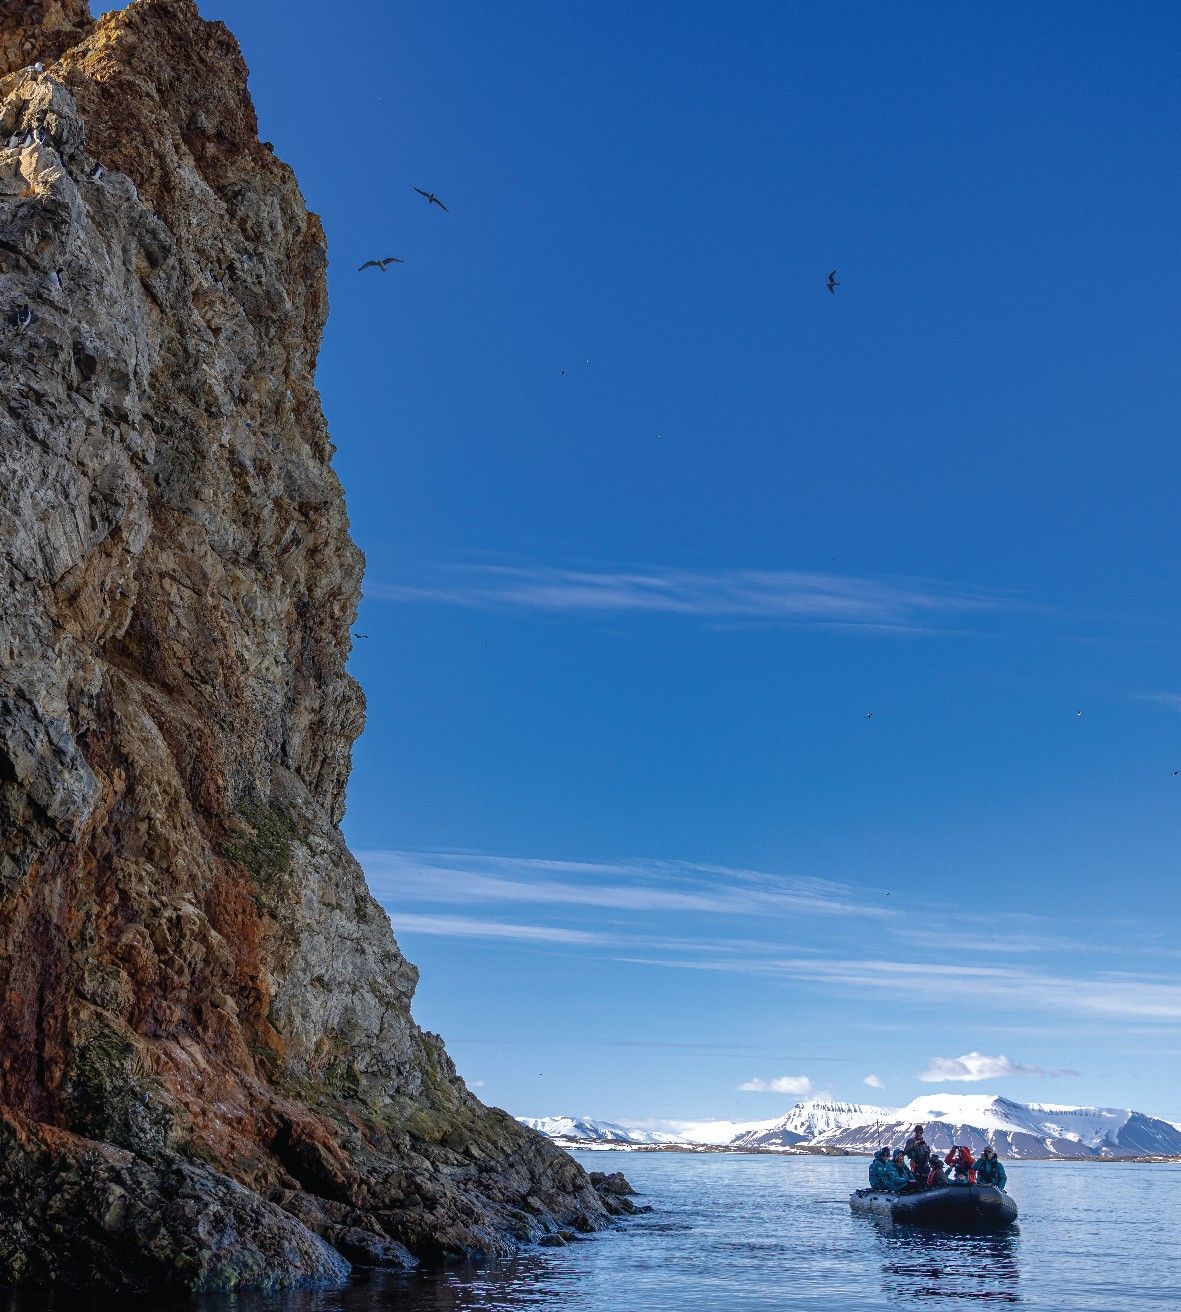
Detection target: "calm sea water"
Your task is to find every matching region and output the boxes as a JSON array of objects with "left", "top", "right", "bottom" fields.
[{"left": 7, "top": 1151, "right": 1179, "bottom": 1311}]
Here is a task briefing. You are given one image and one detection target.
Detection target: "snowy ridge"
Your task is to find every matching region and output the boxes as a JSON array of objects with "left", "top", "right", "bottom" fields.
[
  {"left": 525, "top": 1096, "right": 1181, "bottom": 1158},
  {"left": 742, "top": 1095, "right": 1181, "bottom": 1158},
  {"left": 516, "top": 1114, "right": 779, "bottom": 1146},
  {"left": 731, "top": 1100, "right": 887, "bottom": 1148},
  {"left": 516, "top": 1116, "right": 673, "bottom": 1145}
]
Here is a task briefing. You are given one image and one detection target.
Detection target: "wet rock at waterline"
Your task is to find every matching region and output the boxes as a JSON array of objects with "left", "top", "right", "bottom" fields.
[{"left": 0, "top": 0, "right": 630, "bottom": 1292}]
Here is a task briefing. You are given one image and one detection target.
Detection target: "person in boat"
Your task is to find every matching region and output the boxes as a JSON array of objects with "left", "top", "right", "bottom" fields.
[
  {"left": 869, "top": 1147, "right": 893, "bottom": 1190},
  {"left": 974, "top": 1145, "right": 1007, "bottom": 1189},
  {"left": 903, "top": 1124, "right": 933, "bottom": 1180},
  {"left": 944, "top": 1144, "right": 976, "bottom": 1183},
  {"left": 887, "top": 1149, "right": 916, "bottom": 1192},
  {"left": 927, "top": 1155, "right": 949, "bottom": 1188}
]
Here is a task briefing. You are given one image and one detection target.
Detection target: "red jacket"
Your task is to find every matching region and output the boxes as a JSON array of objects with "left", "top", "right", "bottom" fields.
[{"left": 945, "top": 1146, "right": 976, "bottom": 1183}]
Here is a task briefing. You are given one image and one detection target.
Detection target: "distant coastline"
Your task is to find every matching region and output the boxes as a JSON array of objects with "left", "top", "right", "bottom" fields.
[
  {"left": 523, "top": 1095, "right": 1181, "bottom": 1160},
  {"left": 557, "top": 1138, "right": 1181, "bottom": 1164}
]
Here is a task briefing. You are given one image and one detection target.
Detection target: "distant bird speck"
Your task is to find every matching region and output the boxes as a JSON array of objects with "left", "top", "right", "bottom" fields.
[
  {"left": 353, "top": 633, "right": 369, "bottom": 639},
  {"left": 866, "top": 712, "right": 873, "bottom": 719},
  {"left": 1076, "top": 709, "right": 1084, "bottom": 717},
  {"left": 414, "top": 187, "right": 449, "bottom": 212},
  {"left": 358, "top": 257, "right": 404, "bottom": 272},
  {"left": 827, "top": 270, "right": 839, "bottom": 294}
]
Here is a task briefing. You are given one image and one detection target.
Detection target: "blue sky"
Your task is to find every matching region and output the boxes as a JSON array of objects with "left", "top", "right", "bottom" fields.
[{"left": 189, "top": 0, "right": 1181, "bottom": 1121}]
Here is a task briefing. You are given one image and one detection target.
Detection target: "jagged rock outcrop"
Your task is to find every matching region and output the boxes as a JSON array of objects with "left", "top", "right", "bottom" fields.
[{"left": 0, "top": 0, "right": 628, "bottom": 1293}]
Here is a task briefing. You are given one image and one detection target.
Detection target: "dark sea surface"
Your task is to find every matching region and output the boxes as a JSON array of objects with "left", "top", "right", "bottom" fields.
[{"left": 7, "top": 1150, "right": 1180, "bottom": 1311}]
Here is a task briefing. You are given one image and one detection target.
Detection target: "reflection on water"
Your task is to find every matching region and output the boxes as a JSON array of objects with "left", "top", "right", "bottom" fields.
[
  {"left": 5, "top": 1154, "right": 1181, "bottom": 1311},
  {"left": 868, "top": 1223, "right": 1022, "bottom": 1303}
]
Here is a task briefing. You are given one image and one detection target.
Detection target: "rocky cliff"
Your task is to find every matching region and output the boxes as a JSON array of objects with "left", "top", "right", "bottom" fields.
[{"left": 0, "top": 0, "right": 629, "bottom": 1293}]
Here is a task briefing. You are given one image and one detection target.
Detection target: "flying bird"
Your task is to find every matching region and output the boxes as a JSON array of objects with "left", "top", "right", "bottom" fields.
[
  {"left": 358, "top": 257, "right": 404, "bottom": 272},
  {"left": 353, "top": 633, "right": 370, "bottom": 639},
  {"left": 414, "top": 187, "right": 449, "bottom": 212},
  {"left": 866, "top": 711, "right": 873, "bottom": 719},
  {"left": 827, "top": 270, "right": 839, "bottom": 294},
  {"left": 1076, "top": 709, "right": 1084, "bottom": 717}
]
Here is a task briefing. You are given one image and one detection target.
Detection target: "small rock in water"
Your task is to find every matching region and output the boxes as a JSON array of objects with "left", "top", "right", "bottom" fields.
[{"left": 590, "top": 1170, "right": 636, "bottom": 1197}]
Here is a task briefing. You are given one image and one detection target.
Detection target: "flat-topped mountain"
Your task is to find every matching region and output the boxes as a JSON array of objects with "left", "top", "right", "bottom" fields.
[
  {"left": 519, "top": 1117, "right": 674, "bottom": 1145},
  {"left": 790, "top": 1094, "right": 1181, "bottom": 1158}
]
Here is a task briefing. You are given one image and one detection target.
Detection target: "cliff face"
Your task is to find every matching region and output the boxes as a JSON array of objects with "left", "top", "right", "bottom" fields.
[{"left": 0, "top": 0, "right": 627, "bottom": 1292}]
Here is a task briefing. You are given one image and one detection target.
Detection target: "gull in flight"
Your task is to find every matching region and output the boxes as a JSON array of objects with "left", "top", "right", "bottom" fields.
[
  {"left": 358, "top": 257, "right": 404, "bottom": 272},
  {"left": 414, "top": 187, "right": 449, "bottom": 212},
  {"left": 827, "top": 270, "right": 839, "bottom": 294}
]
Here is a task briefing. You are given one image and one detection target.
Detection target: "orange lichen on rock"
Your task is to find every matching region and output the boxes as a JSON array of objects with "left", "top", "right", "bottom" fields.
[{"left": 0, "top": 0, "right": 631, "bottom": 1294}]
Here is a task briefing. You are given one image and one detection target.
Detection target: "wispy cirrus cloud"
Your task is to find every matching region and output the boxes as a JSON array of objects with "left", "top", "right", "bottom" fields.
[
  {"left": 917, "top": 1052, "right": 1079, "bottom": 1083},
  {"left": 366, "top": 562, "right": 1027, "bottom": 632},
  {"left": 361, "top": 850, "right": 893, "bottom": 922},
  {"left": 366, "top": 849, "right": 1181, "bottom": 1030},
  {"left": 1137, "top": 693, "right": 1181, "bottom": 713},
  {"left": 615, "top": 954, "right": 1181, "bottom": 1025},
  {"left": 390, "top": 912, "right": 611, "bottom": 945}
]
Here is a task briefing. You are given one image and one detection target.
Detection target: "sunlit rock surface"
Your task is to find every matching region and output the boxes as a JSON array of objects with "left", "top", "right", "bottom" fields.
[{"left": 0, "top": 0, "right": 623, "bottom": 1292}]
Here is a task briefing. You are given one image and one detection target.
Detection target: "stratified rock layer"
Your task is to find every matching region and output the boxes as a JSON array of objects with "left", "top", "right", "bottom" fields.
[{"left": 0, "top": 0, "right": 626, "bottom": 1292}]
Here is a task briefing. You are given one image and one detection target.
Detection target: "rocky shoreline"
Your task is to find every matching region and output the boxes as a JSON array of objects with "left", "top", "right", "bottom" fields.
[{"left": 0, "top": 0, "right": 636, "bottom": 1293}]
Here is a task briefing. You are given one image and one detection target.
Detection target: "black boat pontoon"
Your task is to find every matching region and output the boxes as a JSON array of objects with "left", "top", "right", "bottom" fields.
[{"left": 849, "top": 1183, "right": 1018, "bottom": 1232}]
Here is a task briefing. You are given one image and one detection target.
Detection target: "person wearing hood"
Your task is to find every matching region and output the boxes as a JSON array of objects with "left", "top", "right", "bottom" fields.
[
  {"left": 886, "top": 1149, "right": 916, "bottom": 1191},
  {"left": 975, "top": 1145, "right": 1008, "bottom": 1189},
  {"left": 869, "top": 1147, "right": 893, "bottom": 1190}
]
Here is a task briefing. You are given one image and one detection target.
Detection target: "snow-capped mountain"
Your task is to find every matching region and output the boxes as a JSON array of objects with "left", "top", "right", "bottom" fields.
[
  {"left": 516, "top": 1116, "right": 673, "bottom": 1145},
  {"left": 738, "top": 1094, "right": 1181, "bottom": 1158},
  {"left": 516, "top": 1114, "right": 780, "bottom": 1146},
  {"left": 731, "top": 1100, "right": 887, "bottom": 1148},
  {"left": 524, "top": 1095, "right": 1181, "bottom": 1158}
]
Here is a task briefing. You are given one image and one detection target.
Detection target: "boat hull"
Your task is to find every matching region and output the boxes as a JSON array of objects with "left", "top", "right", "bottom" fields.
[{"left": 849, "top": 1184, "right": 1018, "bottom": 1232}]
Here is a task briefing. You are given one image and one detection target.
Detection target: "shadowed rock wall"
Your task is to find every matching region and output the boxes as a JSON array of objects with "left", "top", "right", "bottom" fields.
[{"left": 0, "top": 0, "right": 627, "bottom": 1292}]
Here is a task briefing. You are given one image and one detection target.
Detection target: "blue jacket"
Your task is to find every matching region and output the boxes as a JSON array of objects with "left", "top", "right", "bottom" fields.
[
  {"left": 975, "top": 1155, "right": 1007, "bottom": 1188},
  {"left": 883, "top": 1160, "right": 914, "bottom": 1190},
  {"left": 869, "top": 1153, "right": 893, "bottom": 1190}
]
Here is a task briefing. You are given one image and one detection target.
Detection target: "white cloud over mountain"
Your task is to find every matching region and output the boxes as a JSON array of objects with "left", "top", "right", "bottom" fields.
[
  {"left": 738, "top": 1075, "right": 816, "bottom": 1095},
  {"left": 917, "top": 1052, "right": 1079, "bottom": 1083}
]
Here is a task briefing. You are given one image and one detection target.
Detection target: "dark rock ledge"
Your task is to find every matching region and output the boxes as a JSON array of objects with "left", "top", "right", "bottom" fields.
[{"left": 0, "top": 0, "right": 640, "bottom": 1293}]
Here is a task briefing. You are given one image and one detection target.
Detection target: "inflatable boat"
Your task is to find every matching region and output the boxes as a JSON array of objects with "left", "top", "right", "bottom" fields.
[{"left": 849, "top": 1183, "right": 1018, "bottom": 1232}]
